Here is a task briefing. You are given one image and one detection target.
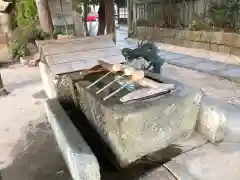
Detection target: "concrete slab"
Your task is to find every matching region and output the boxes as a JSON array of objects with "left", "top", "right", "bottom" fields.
[
  {"left": 194, "top": 61, "right": 228, "bottom": 72},
  {"left": 165, "top": 142, "right": 240, "bottom": 180},
  {"left": 167, "top": 57, "right": 202, "bottom": 65},
  {"left": 45, "top": 99, "right": 100, "bottom": 180}
]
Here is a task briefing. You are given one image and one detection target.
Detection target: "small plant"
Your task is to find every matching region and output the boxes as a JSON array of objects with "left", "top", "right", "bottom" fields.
[{"left": 10, "top": 40, "right": 30, "bottom": 60}]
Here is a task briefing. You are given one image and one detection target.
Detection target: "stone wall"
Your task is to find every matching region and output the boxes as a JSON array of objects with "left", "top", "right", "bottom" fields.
[{"left": 135, "top": 26, "right": 240, "bottom": 56}]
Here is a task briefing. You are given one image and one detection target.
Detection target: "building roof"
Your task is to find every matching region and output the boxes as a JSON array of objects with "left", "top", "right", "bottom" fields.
[{"left": 0, "top": 0, "right": 11, "bottom": 12}]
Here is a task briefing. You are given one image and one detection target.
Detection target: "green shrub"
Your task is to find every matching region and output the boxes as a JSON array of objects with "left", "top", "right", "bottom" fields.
[{"left": 10, "top": 40, "right": 30, "bottom": 60}]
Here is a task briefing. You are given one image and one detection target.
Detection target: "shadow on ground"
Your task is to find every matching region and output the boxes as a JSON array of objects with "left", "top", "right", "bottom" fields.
[{"left": 0, "top": 120, "right": 72, "bottom": 180}]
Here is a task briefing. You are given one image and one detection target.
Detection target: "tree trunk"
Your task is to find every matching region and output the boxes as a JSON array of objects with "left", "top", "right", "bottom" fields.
[
  {"left": 35, "top": 0, "right": 54, "bottom": 36},
  {"left": 104, "top": 0, "right": 114, "bottom": 34},
  {"left": 97, "top": 0, "right": 105, "bottom": 35},
  {"left": 83, "top": 3, "right": 89, "bottom": 36}
]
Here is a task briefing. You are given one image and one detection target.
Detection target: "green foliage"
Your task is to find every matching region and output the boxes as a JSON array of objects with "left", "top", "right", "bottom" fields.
[
  {"left": 10, "top": 40, "right": 30, "bottom": 59},
  {"left": 10, "top": 25, "right": 51, "bottom": 59},
  {"left": 15, "top": 0, "right": 38, "bottom": 26},
  {"left": 207, "top": 0, "right": 240, "bottom": 30}
]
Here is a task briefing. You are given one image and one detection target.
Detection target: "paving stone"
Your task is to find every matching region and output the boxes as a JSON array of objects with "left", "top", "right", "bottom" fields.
[
  {"left": 194, "top": 61, "right": 228, "bottom": 72},
  {"left": 164, "top": 142, "right": 240, "bottom": 180},
  {"left": 221, "top": 68, "right": 240, "bottom": 78}
]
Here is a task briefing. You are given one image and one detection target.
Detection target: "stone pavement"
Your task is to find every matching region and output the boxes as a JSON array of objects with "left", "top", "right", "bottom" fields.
[
  {"left": 116, "top": 39, "right": 240, "bottom": 106},
  {"left": 121, "top": 39, "right": 240, "bottom": 84}
]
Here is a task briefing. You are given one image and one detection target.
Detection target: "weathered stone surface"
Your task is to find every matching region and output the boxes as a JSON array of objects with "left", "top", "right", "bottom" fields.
[
  {"left": 163, "top": 29, "right": 176, "bottom": 38},
  {"left": 209, "top": 43, "right": 219, "bottom": 52},
  {"left": 234, "top": 34, "right": 240, "bottom": 48},
  {"left": 201, "top": 31, "right": 215, "bottom": 43},
  {"left": 39, "top": 62, "right": 58, "bottom": 99},
  {"left": 175, "top": 30, "right": 186, "bottom": 40},
  {"left": 220, "top": 32, "right": 237, "bottom": 46},
  {"left": 138, "top": 166, "right": 175, "bottom": 180},
  {"left": 137, "top": 26, "right": 147, "bottom": 34},
  {"left": 183, "top": 40, "right": 192, "bottom": 48},
  {"left": 230, "top": 47, "right": 240, "bottom": 57},
  {"left": 196, "top": 97, "right": 227, "bottom": 143},
  {"left": 211, "top": 31, "right": 224, "bottom": 44},
  {"left": 164, "top": 142, "right": 240, "bottom": 180},
  {"left": 218, "top": 45, "right": 231, "bottom": 54},
  {"left": 75, "top": 73, "right": 203, "bottom": 167},
  {"left": 45, "top": 98, "right": 101, "bottom": 180}
]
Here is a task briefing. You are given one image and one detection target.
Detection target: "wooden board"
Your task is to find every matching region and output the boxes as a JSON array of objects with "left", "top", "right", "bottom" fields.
[
  {"left": 51, "top": 55, "right": 125, "bottom": 75},
  {"left": 46, "top": 46, "right": 123, "bottom": 65},
  {"left": 39, "top": 35, "right": 125, "bottom": 75},
  {"left": 36, "top": 34, "right": 113, "bottom": 46},
  {"left": 120, "top": 84, "right": 175, "bottom": 102},
  {"left": 41, "top": 38, "right": 116, "bottom": 56}
]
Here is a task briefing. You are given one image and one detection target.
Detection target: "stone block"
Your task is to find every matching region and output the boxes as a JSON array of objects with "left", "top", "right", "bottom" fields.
[
  {"left": 183, "top": 40, "right": 192, "bottom": 48},
  {"left": 172, "top": 39, "right": 185, "bottom": 46},
  {"left": 163, "top": 28, "right": 176, "bottom": 38},
  {"left": 137, "top": 26, "right": 147, "bottom": 34},
  {"left": 75, "top": 73, "right": 203, "bottom": 167},
  {"left": 175, "top": 30, "right": 186, "bottom": 40},
  {"left": 45, "top": 99, "right": 101, "bottom": 180},
  {"left": 201, "top": 31, "right": 215, "bottom": 43},
  {"left": 218, "top": 45, "right": 231, "bottom": 54},
  {"left": 220, "top": 32, "right": 237, "bottom": 46},
  {"left": 146, "top": 27, "right": 154, "bottom": 35},
  {"left": 209, "top": 43, "right": 219, "bottom": 52},
  {"left": 234, "top": 34, "right": 240, "bottom": 48},
  {"left": 187, "top": 31, "right": 202, "bottom": 41},
  {"left": 211, "top": 31, "right": 224, "bottom": 44},
  {"left": 230, "top": 47, "right": 240, "bottom": 57},
  {"left": 164, "top": 38, "right": 175, "bottom": 45},
  {"left": 196, "top": 42, "right": 210, "bottom": 50},
  {"left": 196, "top": 97, "right": 227, "bottom": 143}
]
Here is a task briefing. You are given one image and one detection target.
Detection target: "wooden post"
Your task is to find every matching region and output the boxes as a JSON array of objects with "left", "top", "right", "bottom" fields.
[
  {"left": 83, "top": 3, "right": 89, "bottom": 36},
  {"left": 127, "top": 0, "right": 132, "bottom": 36},
  {"left": 0, "top": 71, "right": 7, "bottom": 96},
  {"left": 35, "top": 0, "right": 54, "bottom": 36},
  {"left": 104, "top": 0, "right": 115, "bottom": 43},
  {"left": 97, "top": 0, "right": 105, "bottom": 35}
]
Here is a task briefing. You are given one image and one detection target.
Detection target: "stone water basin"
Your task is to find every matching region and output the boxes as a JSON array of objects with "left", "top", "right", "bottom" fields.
[{"left": 74, "top": 71, "right": 203, "bottom": 168}]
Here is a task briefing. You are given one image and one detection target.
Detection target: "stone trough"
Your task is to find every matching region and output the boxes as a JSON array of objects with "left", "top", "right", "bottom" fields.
[{"left": 73, "top": 67, "right": 203, "bottom": 167}]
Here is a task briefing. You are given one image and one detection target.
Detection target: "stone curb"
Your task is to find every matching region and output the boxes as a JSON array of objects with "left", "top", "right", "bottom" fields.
[{"left": 44, "top": 98, "right": 101, "bottom": 180}]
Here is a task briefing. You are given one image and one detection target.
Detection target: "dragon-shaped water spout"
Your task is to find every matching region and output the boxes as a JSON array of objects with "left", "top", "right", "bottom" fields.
[{"left": 121, "top": 40, "right": 165, "bottom": 73}]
